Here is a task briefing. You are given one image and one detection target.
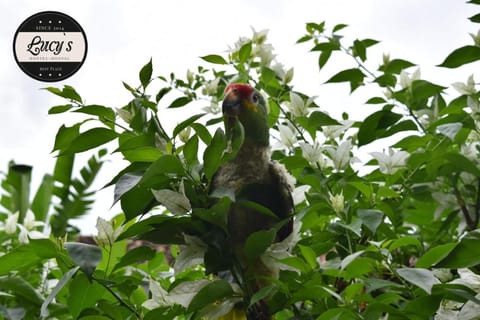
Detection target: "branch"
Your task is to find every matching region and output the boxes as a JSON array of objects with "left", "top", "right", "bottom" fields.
[{"left": 453, "top": 179, "right": 475, "bottom": 230}]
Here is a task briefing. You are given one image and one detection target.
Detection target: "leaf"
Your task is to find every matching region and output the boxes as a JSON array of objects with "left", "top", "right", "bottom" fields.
[
  {"left": 7, "top": 164, "right": 32, "bottom": 222},
  {"left": 67, "top": 273, "right": 108, "bottom": 318},
  {"left": 340, "top": 250, "right": 364, "bottom": 271},
  {"left": 365, "top": 97, "right": 386, "bottom": 104},
  {"left": 203, "top": 128, "right": 227, "bottom": 181},
  {"left": 113, "top": 246, "right": 156, "bottom": 271},
  {"left": 326, "top": 68, "right": 365, "bottom": 92},
  {"left": 48, "top": 104, "right": 74, "bottom": 114},
  {"left": 469, "top": 13, "right": 480, "bottom": 23},
  {"left": 62, "top": 128, "right": 117, "bottom": 154},
  {"left": 53, "top": 123, "right": 80, "bottom": 152},
  {"left": 65, "top": 242, "right": 102, "bottom": 278},
  {"left": 298, "top": 244, "right": 318, "bottom": 269},
  {"left": 44, "top": 85, "right": 82, "bottom": 103},
  {"left": 396, "top": 268, "right": 439, "bottom": 294},
  {"left": 244, "top": 229, "right": 276, "bottom": 261},
  {"left": 416, "top": 243, "right": 456, "bottom": 268},
  {"left": 388, "top": 236, "right": 422, "bottom": 251},
  {"left": 333, "top": 23, "right": 348, "bottom": 32},
  {"left": 168, "top": 96, "right": 192, "bottom": 108},
  {"left": 238, "top": 41, "right": 252, "bottom": 63},
  {"left": 438, "top": 45, "right": 480, "bottom": 68},
  {"left": 249, "top": 284, "right": 278, "bottom": 307},
  {"left": 187, "top": 280, "right": 234, "bottom": 312},
  {"left": 379, "top": 59, "right": 415, "bottom": 74},
  {"left": 200, "top": 54, "right": 228, "bottom": 65},
  {"left": 0, "top": 276, "right": 44, "bottom": 306},
  {"left": 152, "top": 189, "right": 192, "bottom": 214},
  {"left": 358, "top": 109, "right": 401, "bottom": 146},
  {"left": 41, "top": 266, "right": 80, "bottom": 317},
  {"left": 140, "top": 58, "right": 153, "bottom": 88},
  {"left": 113, "top": 173, "right": 142, "bottom": 205},
  {"left": 436, "top": 230, "right": 480, "bottom": 268},
  {"left": 173, "top": 113, "right": 205, "bottom": 137},
  {"left": 357, "top": 209, "right": 383, "bottom": 234},
  {"left": 31, "top": 174, "right": 54, "bottom": 221}
]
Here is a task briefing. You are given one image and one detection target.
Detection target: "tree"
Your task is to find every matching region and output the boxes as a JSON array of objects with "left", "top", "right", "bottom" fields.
[{"left": 1, "top": 2, "right": 480, "bottom": 319}]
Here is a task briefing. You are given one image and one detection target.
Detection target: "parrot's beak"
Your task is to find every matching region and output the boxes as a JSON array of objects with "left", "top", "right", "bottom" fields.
[{"left": 222, "top": 89, "right": 242, "bottom": 117}]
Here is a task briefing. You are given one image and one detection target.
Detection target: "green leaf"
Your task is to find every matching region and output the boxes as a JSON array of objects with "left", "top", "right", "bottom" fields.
[
  {"left": 67, "top": 273, "right": 108, "bottom": 318},
  {"left": 326, "top": 68, "right": 365, "bottom": 92},
  {"left": 53, "top": 123, "right": 81, "bottom": 152},
  {"left": 298, "top": 244, "right": 318, "bottom": 269},
  {"left": 365, "top": 97, "right": 386, "bottom": 104},
  {"left": 353, "top": 39, "right": 367, "bottom": 61},
  {"left": 436, "top": 230, "right": 480, "bottom": 268},
  {"left": 249, "top": 285, "right": 278, "bottom": 307},
  {"left": 44, "top": 85, "right": 82, "bottom": 103},
  {"left": 152, "top": 189, "right": 192, "bottom": 214},
  {"left": 358, "top": 109, "right": 402, "bottom": 146},
  {"left": 187, "top": 280, "right": 234, "bottom": 312},
  {"left": 0, "top": 276, "right": 43, "bottom": 306},
  {"left": 7, "top": 164, "right": 32, "bottom": 222},
  {"left": 239, "top": 41, "right": 252, "bottom": 63},
  {"left": 48, "top": 104, "right": 74, "bottom": 114},
  {"left": 244, "top": 229, "right": 276, "bottom": 261},
  {"left": 173, "top": 113, "right": 206, "bottom": 137},
  {"left": 168, "top": 96, "right": 192, "bottom": 108},
  {"left": 203, "top": 128, "right": 226, "bottom": 181},
  {"left": 41, "top": 266, "right": 80, "bottom": 317},
  {"left": 469, "top": 13, "right": 480, "bottom": 23},
  {"left": 113, "top": 246, "right": 156, "bottom": 271},
  {"left": 396, "top": 268, "right": 439, "bottom": 294},
  {"left": 438, "top": 45, "right": 480, "bottom": 68},
  {"left": 333, "top": 23, "right": 348, "bottom": 32},
  {"left": 65, "top": 242, "right": 102, "bottom": 278},
  {"left": 140, "top": 58, "right": 153, "bottom": 88},
  {"left": 200, "top": 54, "right": 228, "bottom": 65},
  {"left": 318, "top": 49, "right": 332, "bottom": 69},
  {"left": 388, "top": 236, "right": 422, "bottom": 251},
  {"left": 62, "top": 128, "right": 117, "bottom": 154},
  {"left": 0, "top": 240, "right": 61, "bottom": 276},
  {"left": 416, "top": 243, "right": 456, "bottom": 268},
  {"left": 357, "top": 209, "right": 383, "bottom": 234},
  {"left": 379, "top": 59, "right": 415, "bottom": 74},
  {"left": 31, "top": 174, "right": 54, "bottom": 221}
]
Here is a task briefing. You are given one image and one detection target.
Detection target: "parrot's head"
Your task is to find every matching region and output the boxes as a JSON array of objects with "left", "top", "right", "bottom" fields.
[{"left": 222, "top": 83, "right": 269, "bottom": 147}]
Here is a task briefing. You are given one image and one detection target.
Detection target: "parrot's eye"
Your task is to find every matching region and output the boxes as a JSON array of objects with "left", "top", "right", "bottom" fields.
[{"left": 252, "top": 93, "right": 259, "bottom": 104}]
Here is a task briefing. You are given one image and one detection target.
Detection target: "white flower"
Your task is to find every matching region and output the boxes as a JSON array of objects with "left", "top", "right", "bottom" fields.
[
  {"left": 278, "top": 124, "right": 297, "bottom": 148},
  {"left": 326, "top": 140, "right": 352, "bottom": 171},
  {"left": 95, "top": 217, "right": 123, "bottom": 247},
  {"left": 18, "top": 225, "right": 29, "bottom": 244},
  {"left": 323, "top": 120, "right": 354, "bottom": 140},
  {"left": 329, "top": 191, "right": 345, "bottom": 215},
  {"left": 178, "top": 126, "right": 191, "bottom": 144},
  {"left": 399, "top": 68, "right": 421, "bottom": 89},
  {"left": 252, "top": 43, "right": 275, "bottom": 66},
  {"left": 202, "top": 101, "right": 221, "bottom": 115},
  {"left": 229, "top": 36, "right": 250, "bottom": 53},
  {"left": 370, "top": 148, "right": 409, "bottom": 174},
  {"left": 452, "top": 75, "right": 476, "bottom": 96},
  {"left": 23, "top": 210, "right": 43, "bottom": 230},
  {"left": 252, "top": 28, "right": 269, "bottom": 44},
  {"left": 202, "top": 78, "right": 220, "bottom": 96},
  {"left": 5, "top": 212, "right": 19, "bottom": 234},
  {"left": 186, "top": 69, "right": 194, "bottom": 84},
  {"left": 286, "top": 92, "right": 309, "bottom": 117},
  {"left": 271, "top": 62, "right": 285, "bottom": 79},
  {"left": 299, "top": 141, "right": 325, "bottom": 167},
  {"left": 382, "top": 52, "right": 390, "bottom": 65},
  {"left": 292, "top": 185, "right": 311, "bottom": 205}
]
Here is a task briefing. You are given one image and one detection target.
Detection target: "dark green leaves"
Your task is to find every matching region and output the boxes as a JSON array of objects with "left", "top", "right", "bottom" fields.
[
  {"left": 438, "top": 45, "right": 480, "bottom": 68},
  {"left": 140, "top": 58, "right": 153, "bottom": 88},
  {"left": 244, "top": 229, "right": 276, "bottom": 261},
  {"left": 436, "top": 231, "right": 480, "bottom": 268},
  {"left": 379, "top": 59, "right": 415, "bottom": 74},
  {"left": 187, "top": 280, "right": 234, "bottom": 312},
  {"left": 326, "top": 68, "right": 365, "bottom": 92},
  {"left": 358, "top": 109, "right": 417, "bottom": 146},
  {"left": 203, "top": 128, "right": 227, "bottom": 181},
  {"left": 200, "top": 54, "right": 228, "bottom": 65},
  {"left": 65, "top": 242, "right": 102, "bottom": 278},
  {"left": 44, "top": 85, "right": 82, "bottom": 103}
]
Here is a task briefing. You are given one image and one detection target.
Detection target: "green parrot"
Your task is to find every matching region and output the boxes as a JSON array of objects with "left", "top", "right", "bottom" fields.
[{"left": 211, "top": 83, "right": 294, "bottom": 320}]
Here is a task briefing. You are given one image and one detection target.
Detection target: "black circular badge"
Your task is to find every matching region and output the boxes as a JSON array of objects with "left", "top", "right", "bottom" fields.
[{"left": 13, "top": 11, "right": 87, "bottom": 82}]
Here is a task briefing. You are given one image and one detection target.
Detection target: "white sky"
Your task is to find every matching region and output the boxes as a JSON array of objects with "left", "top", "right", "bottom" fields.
[{"left": 0, "top": 0, "right": 478, "bottom": 234}]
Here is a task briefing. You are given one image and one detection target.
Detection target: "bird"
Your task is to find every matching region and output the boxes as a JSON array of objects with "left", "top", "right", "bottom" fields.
[{"left": 211, "top": 83, "right": 295, "bottom": 319}]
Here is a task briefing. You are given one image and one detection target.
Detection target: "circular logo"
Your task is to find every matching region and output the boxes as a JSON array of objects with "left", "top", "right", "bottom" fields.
[{"left": 13, "top": 11, "right": 87, "bottom": 82}]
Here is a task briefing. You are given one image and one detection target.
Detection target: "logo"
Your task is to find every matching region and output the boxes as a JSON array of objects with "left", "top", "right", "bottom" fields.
[{"left": 13, "top": 11, "right": 87, "bottom": 82}]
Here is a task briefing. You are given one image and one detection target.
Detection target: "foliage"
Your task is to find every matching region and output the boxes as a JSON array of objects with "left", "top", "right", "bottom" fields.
[{"left": 1, "top": 2, "right": 480, "bottom": 319}]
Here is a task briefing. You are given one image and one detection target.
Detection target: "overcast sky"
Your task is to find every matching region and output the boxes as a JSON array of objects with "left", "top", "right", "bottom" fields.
[{"left": 0, "top": 0, "right": 478, "bottom": 234}]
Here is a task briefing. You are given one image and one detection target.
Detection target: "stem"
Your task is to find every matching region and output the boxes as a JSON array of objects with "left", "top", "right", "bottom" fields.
[
  {"left": 98, "top": 279, "right": 142, "bottom": 319},
  {"left": 474, "top": 178, "right": 480, "bottom": 228},
  {"left": 453, "top": 175, "right": 475, "bottom": 230}
]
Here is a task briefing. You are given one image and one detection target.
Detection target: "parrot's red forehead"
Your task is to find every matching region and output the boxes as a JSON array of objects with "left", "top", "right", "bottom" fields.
[{"left": 224, "top": 83, "right": 254, "bottom": 98}]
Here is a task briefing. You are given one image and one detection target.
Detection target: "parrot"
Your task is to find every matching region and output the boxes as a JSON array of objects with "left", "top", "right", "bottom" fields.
[{"left": 211, "top": 83, "right": 295, "bottom": 320}]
